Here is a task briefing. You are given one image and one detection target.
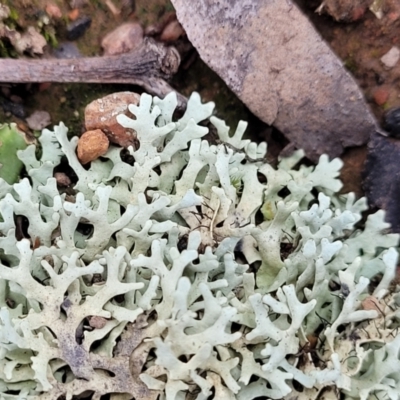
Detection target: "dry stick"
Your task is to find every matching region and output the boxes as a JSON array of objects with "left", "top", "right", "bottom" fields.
[{"left": 0, "top": 38, "right": 186, "bottom": 106}]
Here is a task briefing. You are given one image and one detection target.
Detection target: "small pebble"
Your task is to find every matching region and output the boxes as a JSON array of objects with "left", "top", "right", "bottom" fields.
[
  {"left": 68, "top": 8, "right": 80, "bottom": 21},
  {"left": 66, "top": 16, "right": 91, "bottom": 41},
  {"left": 380, "top": 46, "right": 400, "bottom": 69},
  {"left": 101, "top": 23, "right": 143, "bottom": 56},
  {"left": 1, "top": 99, "right": 25, "bottom": 118},
  {"left": 88, "top": 316, "right": 108, "bottom": 329},
  {"left": 26, "top": 110, "right": 51, "bottom": 131},
  {"left": 45, "top": 3, "right": 62, "bottom": 19},
  {"left": 372, "top": 86, "right": 390, "bottom": 105},
  {"left": 384, "top": 107, "right": 400, "bottom": 137},
  {"left": 160, "top": 19, "right": 185, "bottom": 42},
  {"left": 77, "top": 129, "right": 109, "bottom": 164}
]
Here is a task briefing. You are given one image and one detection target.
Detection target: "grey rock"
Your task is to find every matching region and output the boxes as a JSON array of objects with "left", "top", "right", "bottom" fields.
[
  {"left": 172, "top": 0, "right": 379, "bottom": 161},
  {"left": 66, "top": 16, "right": 91, "bottom": 41}
]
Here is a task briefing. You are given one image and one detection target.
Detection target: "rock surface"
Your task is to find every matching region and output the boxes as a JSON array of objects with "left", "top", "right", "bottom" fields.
[
  {"left": 84, "top": 92, "right": 140, "bottom": 148},
  {"left": 172, "top": 0, "right": 379, "bottom": 162}
]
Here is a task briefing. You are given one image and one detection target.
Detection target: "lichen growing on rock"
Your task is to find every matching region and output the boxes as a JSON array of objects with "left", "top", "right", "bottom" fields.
[{"left": 0, "top": 92, "right": 399, "bottom": 399}]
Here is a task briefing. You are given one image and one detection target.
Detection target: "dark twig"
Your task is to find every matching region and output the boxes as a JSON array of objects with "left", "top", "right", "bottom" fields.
[{"left": 0, "top": 38, "right": 187, "bottom": 107}]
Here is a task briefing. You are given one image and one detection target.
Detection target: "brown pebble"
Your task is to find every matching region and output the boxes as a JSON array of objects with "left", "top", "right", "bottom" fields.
[
  {"left": 45, "top": 3, "right": 62, "bottom": 19},
  {"left": 68, "top": 8, "right": 80, "bottom": 21},
  {"left": 372, "top": 86, "right": 390, "bottom": 106},
  {"left": 77, "top": 129, "right": 109, "bottom": 164},
  {"left": 84, "top": 92, "right": 140, "bottom": 148},
  {"left": 101, "top": 23, "right": 143, "bottom": 56},
  {"left": 160, "top": 19, "right": 185, "bottom": 42},
  {"left": 88, "top": 316, "right": 108, "bottom": 329}
]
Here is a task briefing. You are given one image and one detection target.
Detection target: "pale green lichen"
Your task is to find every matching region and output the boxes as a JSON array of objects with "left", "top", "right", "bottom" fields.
[{"left": 0, "top": 92, "right": 399, "bottom": 399}]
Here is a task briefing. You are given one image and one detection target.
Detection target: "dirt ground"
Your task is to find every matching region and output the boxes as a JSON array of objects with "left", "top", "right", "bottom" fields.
[{"left": 1, "top": 0, "right": 399, "bottom": 196}]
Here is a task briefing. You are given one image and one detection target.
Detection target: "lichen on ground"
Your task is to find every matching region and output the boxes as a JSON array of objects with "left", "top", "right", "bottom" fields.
[{"left": 0, "top": 92, "right": 399, "bottom": 399}]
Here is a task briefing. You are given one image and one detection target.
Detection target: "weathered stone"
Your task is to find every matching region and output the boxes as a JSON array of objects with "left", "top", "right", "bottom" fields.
[
  {"left": 84, "top": 92, "right": 140, "bottom": 148},
  {"left": 172, "top": 0, "right": 379, "bottom": 162},
  {"left": 101, "top": 23, "right": 143, "bottom": 56},
  {"left": 77, "top": 129, "right": 109, "bottom": 165}
]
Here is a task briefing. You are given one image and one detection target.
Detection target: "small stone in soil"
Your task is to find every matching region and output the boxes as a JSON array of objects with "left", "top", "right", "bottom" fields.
[
  {"left": 101, "top": 23, "right": 143, "bottom": 56},
  {"left": 88, "top": 316, "right": 108, "bottom": 329},
  {"left": 26, "top": 110, "right": 51, "bottom": 131},
  {"left": 160, "top": 19, "right": 185, "bottom": 42},
  {"left": 0, "top": 98, "right": 25, "bottom": 118},
  {"left": 66, "top": 16, "right": 91, "bottom": 41},
  {"left": 372, "top": 86, "right": 390, "bottom": 106},
  {"left": 45, "top": 3, "right": 62, "bottom": 19},
  {"left": 68, "top": 8, "right": 80, "bottom": 21},
  {"left": 77, "top": 129, "right": 109, "bottom": 165},
  {"left": 380, "top": 46, "right": 400, "bottom": 69}
]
